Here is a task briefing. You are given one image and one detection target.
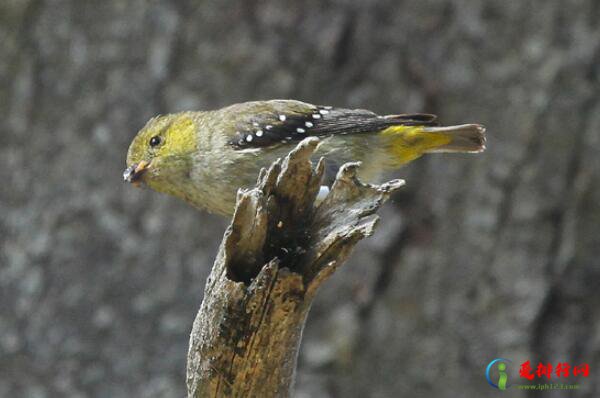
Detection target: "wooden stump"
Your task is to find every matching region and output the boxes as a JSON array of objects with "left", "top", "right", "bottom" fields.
[{"left": 186, "top": 138, "right": 404, "bottom": 397}]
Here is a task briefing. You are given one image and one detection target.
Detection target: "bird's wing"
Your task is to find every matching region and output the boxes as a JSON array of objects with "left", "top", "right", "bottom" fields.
[{"left": 223, "top": 100, "right": 438, "bottom": 149}]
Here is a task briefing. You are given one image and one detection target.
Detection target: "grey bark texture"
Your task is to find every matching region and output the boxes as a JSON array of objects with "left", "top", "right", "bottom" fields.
[
  {"left": 186, "top": 138, "right": 402, "bottom": 397},
  {"left": 1, "top": 1, "right": 600, "bottom": 397}
]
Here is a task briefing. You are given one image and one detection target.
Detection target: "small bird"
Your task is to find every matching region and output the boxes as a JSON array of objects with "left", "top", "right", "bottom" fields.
[{"left": 124, "top": 100, "right": 485, "bottom": 215}]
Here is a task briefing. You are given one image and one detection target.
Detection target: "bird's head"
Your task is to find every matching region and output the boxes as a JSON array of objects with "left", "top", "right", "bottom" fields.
[{"left": 124, "top": 113, "right": 198, "bottom": 196}]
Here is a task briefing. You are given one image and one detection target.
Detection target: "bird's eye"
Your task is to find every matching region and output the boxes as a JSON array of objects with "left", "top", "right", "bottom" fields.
[{"left": 149, "top": 136, "right": 161, "bottom": 147}]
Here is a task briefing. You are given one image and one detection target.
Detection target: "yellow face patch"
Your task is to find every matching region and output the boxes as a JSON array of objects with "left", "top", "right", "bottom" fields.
[
  {"left": 155, "top": 116, "right": 198, "bottom": 159},
  {"left": 126, "top": 114, "right": 198, "bottom": 169}
]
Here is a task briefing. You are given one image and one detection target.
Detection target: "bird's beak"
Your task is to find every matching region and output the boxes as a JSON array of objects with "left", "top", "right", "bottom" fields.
[{"left": 123, "top": 160, "right": 150, "bottom": 186}]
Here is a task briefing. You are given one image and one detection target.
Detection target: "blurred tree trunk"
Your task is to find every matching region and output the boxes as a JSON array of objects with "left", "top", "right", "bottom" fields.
[{"left": 1, "top": 1, "right": 599, "bottom": 397}]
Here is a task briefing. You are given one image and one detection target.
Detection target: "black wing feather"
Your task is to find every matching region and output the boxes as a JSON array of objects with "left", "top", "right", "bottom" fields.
[{"left": 230, "top": 104, "right": 438, "bottom": 149}]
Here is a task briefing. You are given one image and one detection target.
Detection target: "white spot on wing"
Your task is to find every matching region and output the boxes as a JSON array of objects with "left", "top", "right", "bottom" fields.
[
  {"left": 305, "top": 121, "right": 313, "bottom": 128},
  {"left": 238, "top": 147, "right": 262, "bottom": 154},
  {"left": 256, "top": 130, "right": 263, "bottom": 137},
  {"left": 279, "top": 115, "right": 286, "bottom": 121},
  {"left": 246, "top": 135, "right": 253, "bottom": 142},
  {"left": 319, "top": 109, "right": 329, "bottom": 115},
  {"left": 296, "top": 128, "right": 305, "bottom": 133},
  {"left": 312, "top": 114, "right": 321, "bottom": 119}
]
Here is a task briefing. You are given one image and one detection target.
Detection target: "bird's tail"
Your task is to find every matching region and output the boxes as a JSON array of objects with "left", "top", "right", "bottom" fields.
[
  {"left": 421, "top": 124, "right": 486, "bottom": 153},
  {"left": 379, "top": 123, "right": 486, "bottom": 166}
]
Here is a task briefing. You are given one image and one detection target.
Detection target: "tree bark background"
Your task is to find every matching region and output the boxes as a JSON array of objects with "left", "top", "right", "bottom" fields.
[{"left": 1, "top": 1, "right": 599, "bottom": 397}]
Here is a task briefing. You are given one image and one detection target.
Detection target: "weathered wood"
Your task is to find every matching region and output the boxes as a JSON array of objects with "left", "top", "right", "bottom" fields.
[{"left": 186, "top": 138, "right": 404, "bottom": 397}]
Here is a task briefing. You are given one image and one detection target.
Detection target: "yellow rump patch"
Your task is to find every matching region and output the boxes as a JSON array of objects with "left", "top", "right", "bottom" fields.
[{"left": 379, "top": 125, "right": 452, "bottom": 166}]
